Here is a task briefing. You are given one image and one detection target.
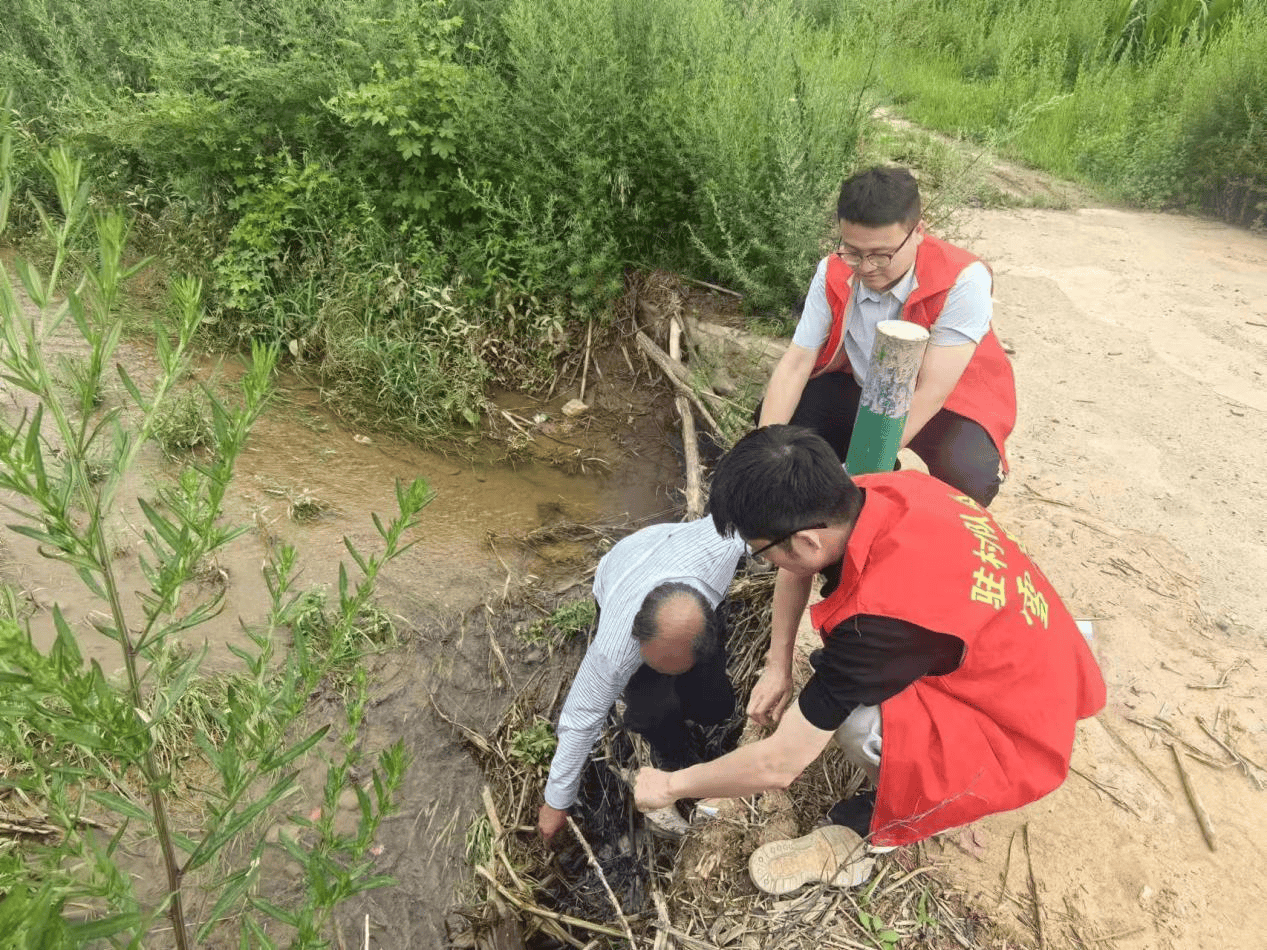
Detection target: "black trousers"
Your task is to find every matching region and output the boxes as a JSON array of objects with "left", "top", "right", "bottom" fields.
[
  {"left": 770, "top": 371, "right": 1004, "bottom": 508},
  {"left": 621, "top": 624, "right": 736, "bottom": 771}
]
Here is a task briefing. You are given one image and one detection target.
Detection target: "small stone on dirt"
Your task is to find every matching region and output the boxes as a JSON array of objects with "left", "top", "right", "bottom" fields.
[{"left": 561, "top": 398, "right": 588, "bottom": 417}]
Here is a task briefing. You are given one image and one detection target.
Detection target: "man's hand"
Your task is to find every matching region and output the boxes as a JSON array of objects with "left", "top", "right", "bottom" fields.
[
  {"left": 633, "top": 767, "right": 677, "bottom": 811},
  {"left": 537, "top": 803, "right": 568, "bottom": 844},
  {"left": 747, "top": 664, "right": 794, "bottom": 728}
]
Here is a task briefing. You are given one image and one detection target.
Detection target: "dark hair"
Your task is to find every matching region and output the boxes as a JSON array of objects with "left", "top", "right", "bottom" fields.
[
  {"left": 631, "top": 582, "right": 719, "bottom": 659},
  {"left": 709, "top": 425, "right": 863, "bottom": 543},
  {"left": 837, "top": 166, "right": 921, "bottom": 228}
]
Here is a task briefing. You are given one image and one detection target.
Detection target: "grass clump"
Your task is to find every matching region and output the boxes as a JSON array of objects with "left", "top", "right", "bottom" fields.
[
  {"left": 149, "top": 385, "right": 215, "bottom": 456},
  {"left": 824, "top": 0, "right": 1267, "bottom": 225},
  {"left": 286, "top": 588, "right": 399, "bottom": 695},
  {"left": 546, "top": 598, "right": 597, "bottom": 640},
  {"left": 517, "top": 597, "right": 598, "bottom": 650},
  {"left": 507, "top": 718, "right": 556, "bottom": 767}
]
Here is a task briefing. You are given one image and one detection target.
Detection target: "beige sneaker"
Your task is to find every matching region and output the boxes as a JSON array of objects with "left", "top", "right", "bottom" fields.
[{"left": 748, "top": 825, "right": 875, "bottom": 895}]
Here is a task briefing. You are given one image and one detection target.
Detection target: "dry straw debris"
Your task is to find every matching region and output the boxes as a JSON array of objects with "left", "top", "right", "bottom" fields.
[{"left": 440, "top": 563, "right": 1026, "bottom": 950}]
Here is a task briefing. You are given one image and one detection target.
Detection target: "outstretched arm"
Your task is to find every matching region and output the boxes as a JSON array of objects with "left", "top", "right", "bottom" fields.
[
  {"left": 538, "top": 644, "right": 628, "bottom": 841},
  {"left": 758, "top": 342, "right": 818, "bottom": 427},
  {"left": 635, "top": 702, "right": 835, "bottom": 807},
  {"left": 900, "top": 340, "right": 976, "bottom": 446},
  {"left": 901, "top": 261, "right": 993, "bottom": 445},
  {"left": 746, "top": 569, "right": 813, "bottom": 727}
]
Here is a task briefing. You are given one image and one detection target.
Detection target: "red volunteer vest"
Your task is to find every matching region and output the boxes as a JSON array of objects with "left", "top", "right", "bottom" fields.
[
  {"left": 812, "top": 235, "right": 1017, "bottom": 469},
  {"left": 810, "top": 472, "right": 1106, "bottom": 847}
]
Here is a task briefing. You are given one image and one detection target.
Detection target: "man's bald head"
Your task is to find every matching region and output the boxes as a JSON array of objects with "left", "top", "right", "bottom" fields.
[{"left": 631, "top": 583, "right": 719, "bottom": 676}]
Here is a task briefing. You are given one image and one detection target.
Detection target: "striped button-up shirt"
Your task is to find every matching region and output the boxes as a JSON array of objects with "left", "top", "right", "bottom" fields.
[{"left": 543, "top": 517, "right": 746, "bottom": 810}]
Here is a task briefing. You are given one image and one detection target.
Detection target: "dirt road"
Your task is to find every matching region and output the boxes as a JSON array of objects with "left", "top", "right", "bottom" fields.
[{"left": 916, "top": 206, "right": 1267, "bottom": 948}]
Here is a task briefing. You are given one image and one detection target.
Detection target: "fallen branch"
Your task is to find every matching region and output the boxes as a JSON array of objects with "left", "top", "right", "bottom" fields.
[
  {"left": 996, "top": 829, "right": 1017, "bottom": 906},
  {"left": 1097, "top": 718, "right": 1171, "bottom": 797},
  {"left": 580, "top": 322, "right": 593, "bottom": 403},
  {"left": 429, "top": 695, "right": 493, "bottom": 756},
  {"left": 670, "top": 318, "right": 704, "bottom": 518},
  {"left": 481, "top": 786, "right": 532, "bottom": 894},
  {"left": 634, "top": 330, "right": 724, "bottom": 437},
  {"left": 1195, "top": 714, "right": 1267, "bottom": 791},
  {"left": 1125, "top": 716, "right": 1229, "bottom": 768},
  {"left": 682, "top": 316, "right": 785, "bottom": 368},
  {"left": 1169, "top": 743, "right": 1217, "bottom": 851},
  {"left": 566, "top": 816, "right": 638, "bottom": 948},
  {"left": 1186, "top": 659, "right": 1244, "bottom": 691},
  {"left": 680, "top": 275, "right": 743, "bottom": 298},
  {"left": 1069, "top": 766, "right": 1141, "bottom": 817}
]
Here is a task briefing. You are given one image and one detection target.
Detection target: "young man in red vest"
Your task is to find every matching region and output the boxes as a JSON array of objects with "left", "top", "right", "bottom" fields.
[
  {"left": 759, "top": 166, "right": 1016, "bottom": 507},
  {"left": 634, "top": 426, "right": 1104, "bottom": 892}
]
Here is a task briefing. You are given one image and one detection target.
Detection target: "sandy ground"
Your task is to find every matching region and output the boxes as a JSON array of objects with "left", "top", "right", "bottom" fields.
[{"left": 868, "top": 206, "right": 1267, "bottom": 949}]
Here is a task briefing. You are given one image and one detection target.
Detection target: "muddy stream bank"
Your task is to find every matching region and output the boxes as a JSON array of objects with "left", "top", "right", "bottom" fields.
[{"left": 0, "top": 304, "right": 693, "bottom": 946}]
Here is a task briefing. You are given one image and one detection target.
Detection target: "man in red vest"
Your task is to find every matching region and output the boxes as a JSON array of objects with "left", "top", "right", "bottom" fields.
[
  {"left": 634, "top": 427, "right": 1104, "bottom": 891},
  {"left": 759, "top": 166, "right": 1016, "bottom": 508}
]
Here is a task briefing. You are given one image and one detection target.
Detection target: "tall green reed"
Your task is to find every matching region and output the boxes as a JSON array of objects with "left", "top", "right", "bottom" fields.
[{"left": 0, "top": 124, "right": 424, "bottom": 947}]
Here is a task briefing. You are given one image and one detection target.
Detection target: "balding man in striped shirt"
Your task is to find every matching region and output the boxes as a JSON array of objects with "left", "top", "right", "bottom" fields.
[{"left": 537, "top": 517, "right": 747, "bottom": 842}]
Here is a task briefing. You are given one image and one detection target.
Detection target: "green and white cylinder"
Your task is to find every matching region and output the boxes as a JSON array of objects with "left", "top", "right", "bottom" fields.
[{"left": 844, "top": 319, "right": 930, "bottom": 477}]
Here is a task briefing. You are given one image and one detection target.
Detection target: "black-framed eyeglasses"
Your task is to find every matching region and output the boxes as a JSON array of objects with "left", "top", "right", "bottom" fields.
[
  {"left": 834, "top": 222, "right": 918, "bottom": 270},
  {"left": 746, "top": 523, "right": 828, "bottom": 561}
]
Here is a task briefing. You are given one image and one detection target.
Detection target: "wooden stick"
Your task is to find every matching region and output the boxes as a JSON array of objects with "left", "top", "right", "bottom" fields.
[
  {"left": 1186, "top": 659, "right": 1244, "bottom": 690},
  {"left": 474, "top": 865, "right": 628, "bottom": 940},
  {"left": 1097, "top": 718, "right": 1171, "bottom": 797},
  {"left": 480, "top": 785, "right": 532, "bottom": 893},
  {"left": 566, "top": 816, "right": 638, "bottom": 947},
  {"left": 845, "top": 320, "right": 928, "bottom": 476},
  {"left": 1125, "top": 716, "right": 1228, "bottom": 768},
  {"left": 580, "top": 322, "right": 593, "bottom": 403},
  {"left": 669, "top": 318, "right": 704, "bottom": 518},
  {"left": 1070, "top": 766, "right": 1140, "bottom": 816},
  {"left": 1169, "top": 743, "right": 1217, "bottom": 851},
  {"left": 996, "top": 829, "right": 1017, "bottom": 906},
  {"left": 634, "top": 331, "right": 724, "bottom": 437},
  {"left": 1022, "top": 824, "right": 1046, "bottom": 950},
  {"left": 680, "top": 275, "right": 743, "bottom": 298},
  {"left": 1196, "top": 715, "right": 1266, "bottom": 790}
]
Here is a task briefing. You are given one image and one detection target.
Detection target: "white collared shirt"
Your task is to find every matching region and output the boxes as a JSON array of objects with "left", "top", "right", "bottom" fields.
[
  {"left": 792, "top": 257, "right": 993, "bottom": 381},
  {"left": 542, "top": 518, "right": 746, "bottom": 810}
]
